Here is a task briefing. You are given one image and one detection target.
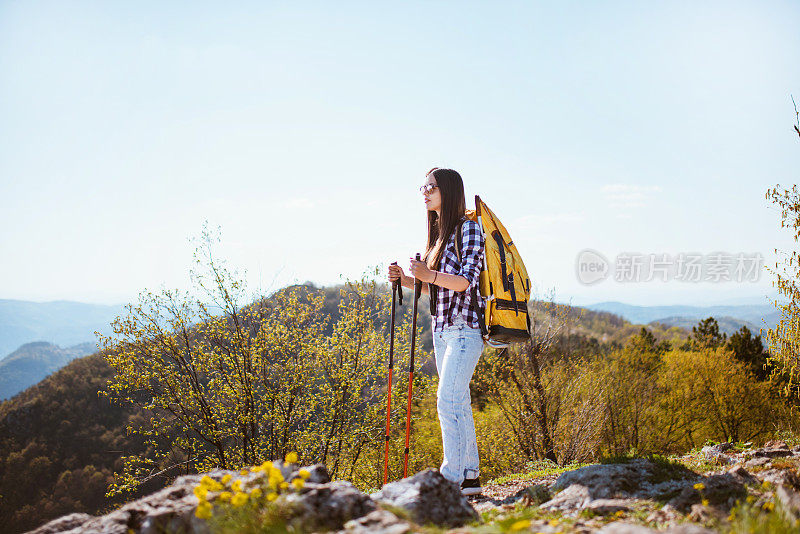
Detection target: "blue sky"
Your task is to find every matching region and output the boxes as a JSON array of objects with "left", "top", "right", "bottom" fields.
[{"left": 1, "top": 1, "right": 798, "bottom": 307}]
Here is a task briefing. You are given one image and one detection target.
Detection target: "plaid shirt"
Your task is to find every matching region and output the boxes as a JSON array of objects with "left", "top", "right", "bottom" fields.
[{"left": 431, "top": 218, "right": 486, "bottom": 331}]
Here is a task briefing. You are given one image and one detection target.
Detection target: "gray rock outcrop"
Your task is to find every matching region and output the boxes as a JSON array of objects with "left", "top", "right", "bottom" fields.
[
  {"left": 30, "top": 465, "right": 479, "bottom": 534},
  {"left": 370, "top": 468, "right": 478, "bottom": 527}
]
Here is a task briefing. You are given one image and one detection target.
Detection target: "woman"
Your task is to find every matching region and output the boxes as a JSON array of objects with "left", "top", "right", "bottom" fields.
[{"left": 387, "top": 167, "right": 485, "bottom": 496}]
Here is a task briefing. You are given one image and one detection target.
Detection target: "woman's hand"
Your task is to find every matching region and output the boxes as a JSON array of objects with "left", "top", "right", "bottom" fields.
[
  {"left": 388, "top": 264, "right": 407, "bottom": 286},
  {"left": 409, "top": 257, "right": 435, "bottom": 283}
]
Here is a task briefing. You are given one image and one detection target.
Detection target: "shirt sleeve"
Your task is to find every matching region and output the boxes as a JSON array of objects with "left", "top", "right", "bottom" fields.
[{"left": 457, "top": 220, "right": 484, "bottom": 291}]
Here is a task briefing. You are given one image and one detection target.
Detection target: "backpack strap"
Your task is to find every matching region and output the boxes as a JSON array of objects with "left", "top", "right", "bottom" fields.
[{"left": 455, "top": 218, "right": 488, "bottom": 334}]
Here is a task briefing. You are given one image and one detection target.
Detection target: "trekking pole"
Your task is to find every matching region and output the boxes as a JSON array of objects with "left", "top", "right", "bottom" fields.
[
  {"left": 383, "top": 262, "right": 402, "bottom": 485},
  {"left": 403, "top": 253, "right": 422, "bottom": 478}
]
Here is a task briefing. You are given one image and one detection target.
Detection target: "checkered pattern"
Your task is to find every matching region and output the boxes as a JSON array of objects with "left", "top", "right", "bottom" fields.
[{"left": 431, "top": 218, "right": 486, "bottom": 331}]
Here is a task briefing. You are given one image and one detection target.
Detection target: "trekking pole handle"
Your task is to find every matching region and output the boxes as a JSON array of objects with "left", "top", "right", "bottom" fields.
[
  {"left": 391, "top": 261, "right": 402, "bottom": 306},
  {"left": 414, "top": 253, "right": 422, "bottom": 299}
]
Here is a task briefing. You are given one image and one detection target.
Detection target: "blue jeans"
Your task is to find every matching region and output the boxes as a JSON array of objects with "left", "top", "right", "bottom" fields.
[{"left": 433, "top": 315, "right": 483, "bottom": 484}]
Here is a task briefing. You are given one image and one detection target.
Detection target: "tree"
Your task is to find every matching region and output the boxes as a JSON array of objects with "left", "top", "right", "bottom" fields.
[
  {"left": 473, "top": 291, "right": 605, "bottom": 465},
  {"left": 726, "top": 326, "right": 768, "bottom": 380},
  {"left": 764, "top": 99, "right": 800, "bottom": 398},
  {"left": 660, "top": 347, "right": 779, "bottom": 444},
  {"left": 99, "top": 223, "right": 425, "bottom": 495},
  {"left": 690, "top": 317, "right": 727, "bottom": 349},
  {"left": 627, "top": 327, "right": 671, "bottom": 354}
]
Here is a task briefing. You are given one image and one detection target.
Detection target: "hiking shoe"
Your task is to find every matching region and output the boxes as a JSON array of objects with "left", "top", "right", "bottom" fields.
[{"left": 461, "top": 477, "right": 482, "bottom": 496}]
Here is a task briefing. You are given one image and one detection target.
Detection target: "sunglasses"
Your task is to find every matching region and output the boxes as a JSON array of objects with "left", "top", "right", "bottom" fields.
[{"left": 419, "top": 183, "right": 439, "bottom": 195}]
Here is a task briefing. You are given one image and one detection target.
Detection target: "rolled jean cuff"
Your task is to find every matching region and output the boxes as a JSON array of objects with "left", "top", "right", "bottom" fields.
[{"left": 465, "top": 469, "right": 480, "bottom": 479}]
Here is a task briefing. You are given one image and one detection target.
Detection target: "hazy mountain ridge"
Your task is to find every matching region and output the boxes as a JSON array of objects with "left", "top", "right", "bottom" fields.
[
  {"left": 0, "top": 299, "right": 124, "bottom": 358},
  {"left": 586, "top": 301, "right": 779, "bottom": 335},
  {"left": 648, "top": 315, "right": 763, "bottom": 337},
  {"left": 0, "top": 341, "right": 97, "bottom": 400}
]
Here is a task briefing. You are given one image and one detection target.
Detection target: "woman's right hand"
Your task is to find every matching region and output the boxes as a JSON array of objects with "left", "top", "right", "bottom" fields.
[{"left": 388, "top": 264, "right": 406, "bottom": 287}]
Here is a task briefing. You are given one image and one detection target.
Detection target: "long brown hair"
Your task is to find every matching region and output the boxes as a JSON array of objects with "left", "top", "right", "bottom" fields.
[{"left": 423, "top": 167, "right": 466, "bottom": 270}]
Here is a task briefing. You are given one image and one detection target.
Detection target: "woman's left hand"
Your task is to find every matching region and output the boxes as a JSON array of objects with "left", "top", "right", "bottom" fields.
[{"left": 409, "top": 257, "right": 435, "bottom": 283}]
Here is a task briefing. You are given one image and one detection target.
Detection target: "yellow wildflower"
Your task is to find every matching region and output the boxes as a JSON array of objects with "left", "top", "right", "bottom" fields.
[
  {"left": 548, "top": 519, "right": 559, "bottom": 527},
  {"left": 762, "top": 480, "right": 771, "bottom": 489},
  {"left": 746, "top": 495, "right": 755, "bottom": 503},
  {"left": 269, "top": 473, "right": 284, "bottom": 489},
  {"left": 701, "top": 499, "right": 709, "bottom": 506},
  {"left": 261, "top": 461, "right": 274, "bottom": 471},
  {"left": 240, "top": 469, "right": 249, "bottom": 476},
  {"left": 280, "top": 481, "right": 289, "bottom": 490},
  {"left": 509, "top": 519, "right": 531, "bottom": 531},
  {"left": 210, "top": 480, "right": 223, "bottom": 491},
  {"left": 250, "top": 487, "right": 263, "bottom": 499},
  {"left": 193, "top": 486, "right": 209, "bottom": 500},
  {"left": 298, "top": 468, "right": 311, "bottom": 479},
  {"left": 292, "top": 478, "right": 305, "bottom": 490},
  {"left": 221, "top": 474, "right": 232, "bottom": 484},
  {"left": 195, "top": 501, "right": 212, "bottom": 519},
  {"left": 231, "top": 492, "right": 249, "bottom": 507},
  {"left": 250, "top": 465, "right": 263, "bottom": 473},
  {"left": 231, "top": 479, "right": 242, "bottom": 493},
  {"left": 762, "top": 502, "right": 775, "bottom": 511},
  {"left": 693, "top": 483, "right": 705, "bottom": 491},
  {"left": 200, "top": 475, "right": 215, "bottom": 487},
  {"left": 285, "top": 451, "right": 298, "bottom": 463},
  {"left": 218, "top": 491, "right": 232, "bottom": 503},
  {"left": 267, "top": 492, "right": 278, "bottom": 502}
]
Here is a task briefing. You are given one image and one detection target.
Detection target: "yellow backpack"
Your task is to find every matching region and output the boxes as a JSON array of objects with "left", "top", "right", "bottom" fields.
[{"left": 458, "top": 195, "right": 532, "bottom": 348}]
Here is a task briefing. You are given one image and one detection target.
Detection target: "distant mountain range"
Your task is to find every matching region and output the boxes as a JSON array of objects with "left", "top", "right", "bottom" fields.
[
  {"left": 0, "top": 299, "right": 124, "bottom": 359},
  {"left": 0, "top": 296, "right": 782, "bottom": 403},
  {"left": 584, "top": 301, "right": 780, "bottom": 336},
  {"left": 0, "top": 341, "right": 97, "bottom": 400}
]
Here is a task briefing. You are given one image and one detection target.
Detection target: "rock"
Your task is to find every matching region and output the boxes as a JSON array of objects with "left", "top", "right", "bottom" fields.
[
  {"left": 708, "top": 442, "right": 734, "bottom": 453},
  {"left": 645, "top": 508, "right": 674, "bottom": 524},
  {"left": 687, "top": 503, "right": 723, "bottom": 523},
  {"left": 598, "top": 522, "right": 657, "bottom": 533},
  {"left": 744, "top": 457, "right": 770, "bottom": 468},
  {"left": 341, "top": 509, "right": 410, "bottom": 534},
  {"left": 667, "top": 473, "right": 747, "bottom": 512},
  {"left": 664, "top": 525, "right": 716, "bottom": 533},
  {"left": 585, "top": 499, "right": 631, "bottom": 514},
  {"left": 540, "top": 458, "right": 693, "bottom": 512},
  {"left": 776, "top": 484, "right": 800, "bottom": 520},
  {"left": 771, "top": 470, "right": 800, "bottom": 520},
  {"left": 33, "top": 481, "right": 206, "bottom": 534},
  {"left": 27, "top": 513, "right": 93, "bottom": 534},
  {"left": 701, "top": 444, "right": 735, "bottom": 465},
  {"left": 281, "top": 480, "right": 376, "bottom": 531},
  {"left": 760, "top": 468, "right": 800, "bottom": 487},
  {"left": 370, "top": 468, "right": 478, "bottom": 527},
  {"left": 514, "top": 483, "right": 551, "bottom": 506},
  {"left": 726, "top": 465, "right": 758, "bottom": 485},
  {"left": 755, "top": 442, "right": 792, "bottom": 458},
  {"left": 540, "top": 483, "right": 592, "bottom": 511},
  {"left": 26, "top": 463, "right": 335, "bottom": 534}
]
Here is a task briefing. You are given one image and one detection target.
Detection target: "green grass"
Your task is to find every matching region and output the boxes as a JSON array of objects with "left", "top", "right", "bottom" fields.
[
  {"left": 451, "top": 501, "right": 577, "bottom": 533},
  {"left": 723, "top": 497, "right": 800, "bottom": 534},
  {"left": 486, "top": 459, "right": 588, "bottom": 485}
]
